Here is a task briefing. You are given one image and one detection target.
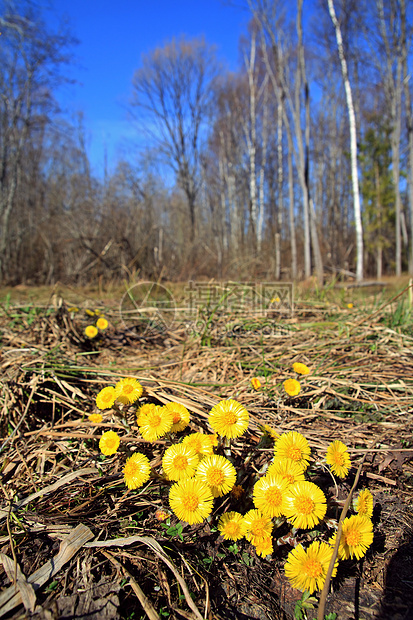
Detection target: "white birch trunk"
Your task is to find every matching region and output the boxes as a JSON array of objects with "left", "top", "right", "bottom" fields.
[
  {"left": 257, "top": 78, "right": 269, "bottom": 253},
  {"left": 276, "top": 100, "right": 284, "bottom": 280},
  {"left": 327, "top": 0, "right": 364, "bottom": 281},
  {"left": 244, "top": 32, "right": 258, "bottom": 248}
]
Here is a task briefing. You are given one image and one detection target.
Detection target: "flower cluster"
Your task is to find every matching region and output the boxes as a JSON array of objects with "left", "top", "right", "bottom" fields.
[
  {"left": 89, "top": 371, "right": 375, "bottom": 602},
  {"left": 96, "top": 377, "right": 144, "bottom": 411},
  {"left": 84, "top": 310, "right": 109, "bottom": 339},
  {"left": 282, "top": 361, "right": 310, "bottom": 397}
]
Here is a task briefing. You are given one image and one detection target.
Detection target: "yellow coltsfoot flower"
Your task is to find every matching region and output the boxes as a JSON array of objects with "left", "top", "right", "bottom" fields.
[
  {"left": 253, "top": 474, "right": 289, "bottom": 518},
  {"left": 251, "top": 377, "right": 262, "bottom": 390},
  {"left": 85, "top": 325, "right": 98, "bottom": 339},
  {"left": 353, "top": 488, "right": 374, "bottom": 519},
  {"left": 99, "top": 430, "right": 120, "bottom": 456},
  {"left": 162, "top": 444, "right": 199, "bottom": 481},
  {"left": 282, "top": 481, "right": 327, "bottom": 529},
  {"left": 96, "top": 386, "right": 116, "bottom": 410},
  {"left": 267, "top": 457, "right": 306, "bottom": 486},
  {"left": 182, "top": 432, "right": 215, "bottom": 458},
  {"left": 169, "top": 478, "right": 214, "bottom": 525},
  {"left": 217, "top": 511, "right": 246, "bottom": 541},
  {"left": 326, "top": 440, "right": 351, "bottom": 478},
  {"left": 208, "top": 399, "right": 249, "bottom": 439},
  {"left": 243, "top": 509, "right": 273, "bottom": 546},
  {"left": 330, "top": 514, "right": 373, "bottom": 560},
  {"left": 164, "top": 402, "right": 190, "bottom": 433},
  {"left": 88, "top": 413, "right": 103, "bottom": 424},
  {"left": 136, "top": 403, "right": 157, "bottom": 425},
  {"left": 96, "top": 317, "right": 109, "bottom": 330},
  {"left": 292, "top": 362, "right": 310, "bottom": 375},
  {"left": 283, "top": 378, "right": 301, "bottom": 396},
  {"left": 114, "top": 377, "right": 143, "bottom": 405},
  {"left": 196, "top": 454, "right": 236, "bottom": 497},
  {"left": 285, "top": 540, "right": 338, "bottom": 594},
  {"left": 139, "top": 405, "right": 173, "bottom": 442},
  {"left": 123, "top": 452, "right": 151, "bottom": 489},
  {"left": 274, "top": 431, "right": 311, "bottom": 470}
]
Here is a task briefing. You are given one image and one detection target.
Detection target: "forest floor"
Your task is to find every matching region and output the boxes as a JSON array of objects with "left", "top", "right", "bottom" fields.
[{"left": 0, "top": 278, "right": 413, "bottom": 620}]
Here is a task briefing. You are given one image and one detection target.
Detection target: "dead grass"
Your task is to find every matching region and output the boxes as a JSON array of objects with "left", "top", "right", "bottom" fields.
[{"left": 0, "top": 283, "right": 413, "bottom": 620}]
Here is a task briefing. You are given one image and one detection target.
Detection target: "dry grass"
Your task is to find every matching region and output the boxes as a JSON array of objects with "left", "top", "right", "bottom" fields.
[{"left": 0, "top": 282, "right": 413, "bottom": 620}]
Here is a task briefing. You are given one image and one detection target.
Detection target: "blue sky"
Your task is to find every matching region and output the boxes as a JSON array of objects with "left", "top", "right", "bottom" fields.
[{"left": 46, "top": 0, "right": 251, "bottom": 177}]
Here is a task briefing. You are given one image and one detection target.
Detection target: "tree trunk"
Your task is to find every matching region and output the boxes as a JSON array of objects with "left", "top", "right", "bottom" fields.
[
  {"left": 327, "top": 0, "right": 364, "bottom": 281},
  {"left": 276, "top": 99, "right": 284, "bottom": 280}
]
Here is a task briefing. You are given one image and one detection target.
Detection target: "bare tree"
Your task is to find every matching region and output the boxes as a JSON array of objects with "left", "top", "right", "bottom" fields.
[
  {"left": 256, "top": 14, "right": 297, "bottom": 279},
  {"left": 0, "top": 0, "right": 73, "bottom": 282},
  {"left": 375, "top": 0, "right": 403, "bottom": 276},
  {"left": 239, "top": 26, "right": 269, "bottom": 252},
  {"left": 131, "top": 37, "right": 219, "bottom": 242},
  {"left": 401, "top": 0, "right": 413, "bottom": 273},
  {"left": 327, "top": 0, "right": 364, "bottom": 281}
]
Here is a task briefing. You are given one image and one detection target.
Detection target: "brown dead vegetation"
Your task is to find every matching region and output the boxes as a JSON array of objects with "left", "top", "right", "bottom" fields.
[{"left": 0, "top": 286, "right": 413, "bottom": 620}]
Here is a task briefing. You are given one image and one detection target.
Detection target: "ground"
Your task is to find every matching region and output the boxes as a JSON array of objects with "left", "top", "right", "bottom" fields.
[{"left": 0, "top": 280, "right": 413, "bottom": 620}]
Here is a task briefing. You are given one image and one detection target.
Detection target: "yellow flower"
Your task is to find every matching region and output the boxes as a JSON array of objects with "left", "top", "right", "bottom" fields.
[
  {"left": 136, "top": 403, "right": 157, "bottom": 425},
  {"left": 292, "top": 362, "right": 310, "bottom": 375},
  {"left": 330, "top": 515, "right": 373, "bottom": 560},
  {"left": 85, "top": 308, "right": 96, "bottom": 317},
  {"left": 326, "top": 440, "right": 351, "bottom": 478},
  {"left": 85, "top": 325, "right": 98, "bottom": 339},
  {"left": 274, "top": 431, "right": 311, "bottom": 470},
  {"left": 283, "top": 378, "right": 301, "bottom": 396},
  {"left": 282, "top": 481, "right": 327, "bottom": 529},
  {"left": 123, "top": 452, "right": 151, "bottom": 489},
  {"left": 196, "top": 455, "right": 236, "bottom": 497},
  {"left": 182, "top": 433, "right": 215, "bottom": 458},
  {"left": 267, "top": 457, "right": 306, "bottom": 486},
  {"left": 208, "top": 399, "right": 249, "bottom": 439},
  {"left": 218, "top": 511, "right": 246, "bottom": 541},
  {"left": 114, "top": 377, "right": 143, "bottom": 405},
  {"left": 353, "top": 489, "right": 373, "bottom": 519},
  {"left": 88, "top": 413, "right": 103, "bottom": 424},
  {"left": 253, "top": 474, "right": 289, "bottom": 518},
  {"left": 347, "top": 302, "right": 354, "bottom": 309},
  {"left": 99, "top": 430, "right": 120, "bottom": 456},
  {"left": 243, "top": 509, "right": 273, "bottom": 545},
  {"left": 169, "top": 478, "right": 214, "bottom": 524},
  {"left": 162, "top": 444, "right": 199, "bottom": 481},
  {"left": 96, "top": 317, "right": 109, "bottom": 330},
  {"left": 68, "top": 306, "right": 79, "bottom": 313},
  {"left": 164, "top": 402, "right": 190, "bottom": 433},
  {"left": 285, "top": 541, "right": 338, "bottom": 594},
  {"left": 253, "top": 535, "right": 273, "bottom": 557},
  {"left": 251, "top": 377, "right": 261, "bottom": 390},
  {"left": 139, "top": 405, "right": 173, "bottom": 442},
  {"left": 96, "top": 386, "right": 116, "bottom": 410}
]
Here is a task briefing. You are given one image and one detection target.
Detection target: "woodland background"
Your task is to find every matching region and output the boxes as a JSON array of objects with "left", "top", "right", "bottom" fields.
[{"left": 1, "top": 0, "right": 413, "bottom": 286}]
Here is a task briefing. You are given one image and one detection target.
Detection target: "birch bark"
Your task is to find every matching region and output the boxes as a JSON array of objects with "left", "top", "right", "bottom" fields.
[{"left": 327, "top": 0, "right": 364, "bottom": 281}]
